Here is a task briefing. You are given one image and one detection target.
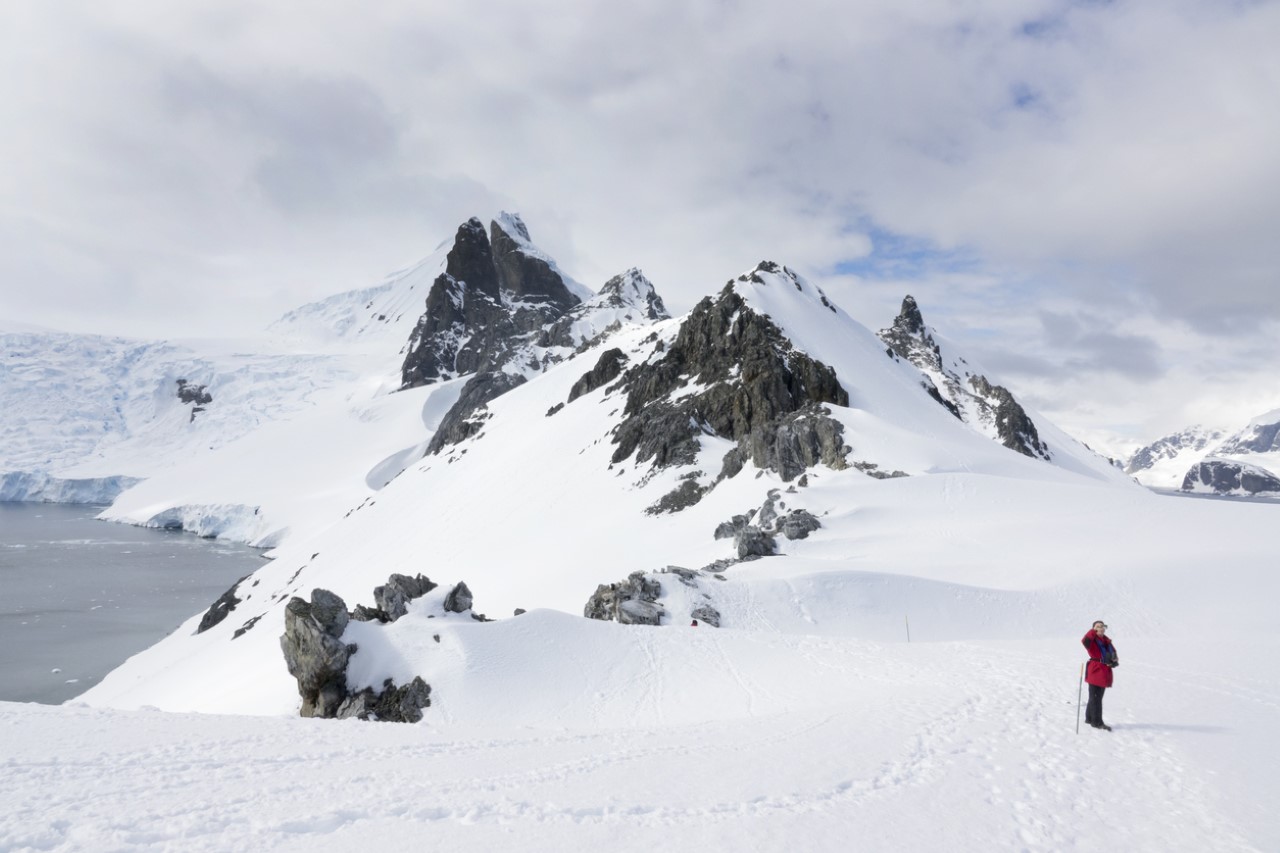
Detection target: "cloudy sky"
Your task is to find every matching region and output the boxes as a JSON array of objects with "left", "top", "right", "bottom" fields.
[{"left": 2, "top": 0, "right": 1278, "bottom": 452}]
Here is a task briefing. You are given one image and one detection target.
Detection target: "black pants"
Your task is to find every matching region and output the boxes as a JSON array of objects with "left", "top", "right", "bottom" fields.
[{"left": 1085, "top": 684, "right": 1106, "bottom": 725}]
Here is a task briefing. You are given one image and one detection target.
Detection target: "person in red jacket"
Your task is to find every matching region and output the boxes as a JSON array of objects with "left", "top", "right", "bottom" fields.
[{"left": 1081, "top": 620, "right": 1118, "bottom": 731}]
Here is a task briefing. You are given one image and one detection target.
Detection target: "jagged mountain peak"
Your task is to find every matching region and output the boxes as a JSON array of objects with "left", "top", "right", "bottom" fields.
[
  {"left": 493, "top": 210, "right": 531, "bottom": 243},
  {"left": 1124, "top": 425, "right": 1222, "bottom": 476},
  {"left": 593, "top": 268, "right": 669, "bottom": 321},
  {"left": 893, "top": 295, "right": 926, "bottom": 336},
  {"left": 876, "top": 294, "right": 1050, "bottom": 462},
  {"left": 730, "top": 261, "right": 839, "bottom": 316},
  {"left": 1218, "top": 409, "right": 1280, "bottom": 455}
]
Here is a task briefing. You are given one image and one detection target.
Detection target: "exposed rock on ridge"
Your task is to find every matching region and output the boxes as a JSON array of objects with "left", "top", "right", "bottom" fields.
[
  {"left": 879, "top": 295, "right": 1049, "bottom": 461},
  {"left": 196, "top": 575, "right": 248, "bottom": 634},
  {"left": 401, "top": 216, "right": 669, "bottom": 458},
  {"left": 610, "top": 266, "right": 849, "bottom": 508}
]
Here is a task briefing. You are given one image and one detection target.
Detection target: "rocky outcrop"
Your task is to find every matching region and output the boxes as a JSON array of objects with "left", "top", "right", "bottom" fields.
[
  {"left": 196, "top": 575, "right": 248, "bottom": 634},
  {"left": 713, "top": 491, "right": 823, "bottom": 562},
  {"left": 646, "top": 474, "right": 708, "bottom": 515},
  {"left": 280, "top": 589, "right": 356, "bottom": 718},
  {"left": 425, "top": 370, "right": 527, "bottom": 455},
  {"left": 336, "top": 676, "right": 432, "bottom": 723},
  {"left": 1182, "top": 458, "right": 1280, "bottom": 495},
  {"left": 443, "top": 581, "right": 474, "bottom": 613},
  {"left": 879, "top": 295, "right": 1050, "bottom": 461},
  {"left": 401, "top": 216, "right": 669, "bottom": 457},
  {"left": 177, "top": 379, "right": 213, "bottom": 422},
  {"left": 880, "top": 296, "right": 944, "bottom": 374},
  {"left": 281, "top": 578, "right": 449, "bottom": 721},
  {"left": 490, "top": 214, "right": 581, "bottom": 317},
  {"left": 967, "top": 376, "right": 1049, "bottom": 460},
  {"left": 610, "top": 269, "right": 848, "bottom": 506},
  {"left": 176, "top": 379, "right": 213, "bottom": 406},
  {"left": 690, "top": 604, "right": 721, "bottom": 628},
  {"left": 542, "top": 269, "right": 670, "bottom": 353},
  {"left": 567, "top": 348, "right": 627, "bottom": 404},
  {"left": 401, "top": 218, "right": 508, "bottom": 387},
  {"left": 584, "top": 571, "right": 664, "bottom": 625},
  {"left": 595, "top": 269, "right": 669, "bottom": 322},
  {"left": 720, "top": 404, "right": 850, "bottom": 482},
  {"left": 350, "top": 573, "right": 439, "bottom": 623}
]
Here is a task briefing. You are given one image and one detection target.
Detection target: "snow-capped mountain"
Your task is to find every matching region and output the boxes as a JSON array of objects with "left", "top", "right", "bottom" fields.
[
  {"left": 73, "top": 224, "right": 1221, "bottom": 720},
  {"left": 1126, "top": 410, "right": 1280, "bottom": 494},
  {"left": 1123, "top": 426, "right": 1225, "bottom": 485},
  {"left": 10, "top": 215, "right": 1280, "bottom": 850}
]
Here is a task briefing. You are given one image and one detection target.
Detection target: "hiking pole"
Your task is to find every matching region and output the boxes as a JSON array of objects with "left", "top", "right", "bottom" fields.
[{"left": 1075, "top": 662, "right": 1084, "bottom": 734}]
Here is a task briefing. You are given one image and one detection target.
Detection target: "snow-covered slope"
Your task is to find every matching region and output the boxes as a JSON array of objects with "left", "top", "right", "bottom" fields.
[
  {"left": 84, "top": 260, "right": 1250, "bottom": 722},
  {"left": 12, "top": 218, "right": 1280, "bottom": 852}
]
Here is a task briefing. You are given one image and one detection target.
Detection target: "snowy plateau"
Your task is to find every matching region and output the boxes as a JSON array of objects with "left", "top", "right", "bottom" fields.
[{"left": 2, "top": 214, "right": 1278, "bottom": 852}]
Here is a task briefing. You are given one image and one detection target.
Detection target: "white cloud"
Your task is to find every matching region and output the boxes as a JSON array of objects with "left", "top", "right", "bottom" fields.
[{"left": 1, "top": 0, "right": 1276, "bottom": 440}]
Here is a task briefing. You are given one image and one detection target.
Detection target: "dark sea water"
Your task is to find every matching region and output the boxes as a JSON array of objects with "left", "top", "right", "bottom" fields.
[{"left": 0, "top": 502, "right": 266, "bottom": 704}]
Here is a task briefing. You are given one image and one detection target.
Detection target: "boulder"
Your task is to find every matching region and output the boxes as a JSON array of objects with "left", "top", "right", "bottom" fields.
[
  {"left": 280, "top": 589, "right": 355, "bottom": 718},
  {"left": 443, "top": 582, "right": 474, "bottom": 613},
  {"left": 779, "top": 509, "right": 822, "bottom": 540},
  {"left": 373, "top": 573, "right": 438, "bottom": 622},
  {"left": 584, "top": 571, "right": 664, "bottom": 626},
  {"left": 690, "top": 604, "right": 721, "bottom": 628},
  {"left": 735, "top": 526, "right": 776, "bottom": 559}
]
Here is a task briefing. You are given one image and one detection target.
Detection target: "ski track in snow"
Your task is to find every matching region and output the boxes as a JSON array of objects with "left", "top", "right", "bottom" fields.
[{"left": 2, "top": 640, "right": 1270, "bottom": 853}]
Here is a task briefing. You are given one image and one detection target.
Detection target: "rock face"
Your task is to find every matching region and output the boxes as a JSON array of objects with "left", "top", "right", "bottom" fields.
[
  {"left": 280, "top": 589, "right": 356, "bottom": 718},
  {"left": 584, "top": 572, "right": 664, "bottom": 625},
  {"left": 968, "top": 376, "right": 1049, "bottom": 460},
  {"left": 425, "top": 371, "right": 527, "bottom": 455},
  {"left": 196, "top": 576, "right": 248, "bottom": 634},
  {"left": 400, "top": 216, "right": 669, "bottom": 457},
  {"left": 721, "top": 404, "right": 850, "bottom": 483},
  {"left": 567, "top": 348, "right": 627, "bottom": 404},
  {"left": 879, "top": 295, "right": 1049, "bottom": 461},
  {"left": 1182, "top": 458, "right": 1280, "bottom": 495},
  {"left": 611, "top": 266, "right": 849, "bottom": 510}
]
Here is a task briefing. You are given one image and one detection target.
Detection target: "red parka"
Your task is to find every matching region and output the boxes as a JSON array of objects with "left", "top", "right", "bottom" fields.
[{"left": 1081, "top": 629, "right": 1116, "bottom": 688}]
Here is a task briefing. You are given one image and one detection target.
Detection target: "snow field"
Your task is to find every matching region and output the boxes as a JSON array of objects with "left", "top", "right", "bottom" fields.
[{"left": 6, "top": 634, "right": 1275, "bottom": 851}]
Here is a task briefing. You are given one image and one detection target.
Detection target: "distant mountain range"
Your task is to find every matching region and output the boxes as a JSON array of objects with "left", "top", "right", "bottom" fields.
[{"left": 1125, "top": 412, "right": 1280, "bottom": 495}]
